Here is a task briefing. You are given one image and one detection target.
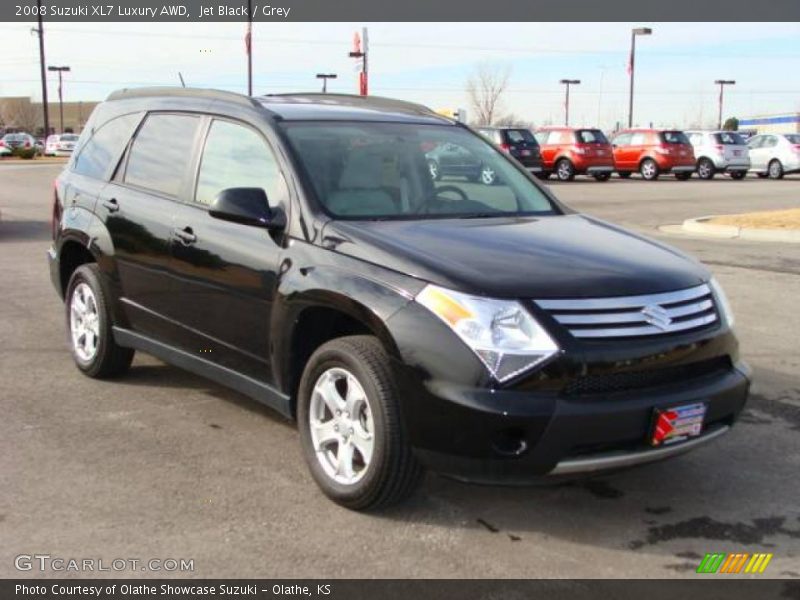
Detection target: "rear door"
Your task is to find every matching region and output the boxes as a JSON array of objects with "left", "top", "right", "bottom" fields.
[
  {"left": 611, "top": 132, "right": 633, "bottom": 170},
  {"left": 747, "top": 136, "right": 768, "bottom": 170},
  {"left": 100, "top": 112, "right": 203, "bottom": 341},
  {"left": 168, "top": 117, "right": 290, "bottom": 382}
]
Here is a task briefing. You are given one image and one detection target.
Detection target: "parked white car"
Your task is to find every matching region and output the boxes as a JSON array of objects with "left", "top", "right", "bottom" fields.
[
  {"left": 45, "top": 134, "right": 79, "bottom": 156},
  {"left": 746, "top": 133, "right": 800, "bottom": 179},
  {"left": 685, "top": 130, "right": 750, "bottom": 180}
]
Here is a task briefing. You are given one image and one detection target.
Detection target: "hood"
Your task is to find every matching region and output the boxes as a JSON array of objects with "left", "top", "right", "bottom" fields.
[{"left": 321, "top": 214, "right": 709, "bottom": 299}]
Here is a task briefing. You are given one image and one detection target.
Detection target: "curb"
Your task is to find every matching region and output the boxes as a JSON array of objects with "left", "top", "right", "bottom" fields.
[{"left": 682, "top": 215, "right": 800, "bottom": 244}]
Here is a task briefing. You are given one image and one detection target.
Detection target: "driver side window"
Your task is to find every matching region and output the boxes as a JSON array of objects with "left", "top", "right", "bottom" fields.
[{"left": 195, "top": 119, "right": 287, "bottom": 207}]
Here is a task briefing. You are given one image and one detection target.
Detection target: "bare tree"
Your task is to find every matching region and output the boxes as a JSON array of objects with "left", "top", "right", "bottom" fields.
[
  {"left": 466, "top": 62, "right": 511, "bottom": 126},
  {"left": 0, "top": 98, "right": 40, "bottom": 134}
]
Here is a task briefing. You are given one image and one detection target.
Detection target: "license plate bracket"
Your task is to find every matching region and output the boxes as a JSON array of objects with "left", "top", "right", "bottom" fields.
[{"left": 650, "top": 403, "right": 706, "bottom": 446}]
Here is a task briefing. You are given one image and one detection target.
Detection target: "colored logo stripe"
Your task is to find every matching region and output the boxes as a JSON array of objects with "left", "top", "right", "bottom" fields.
[{"left": 697, "top": 553, "right": 773, "bottom": 574}]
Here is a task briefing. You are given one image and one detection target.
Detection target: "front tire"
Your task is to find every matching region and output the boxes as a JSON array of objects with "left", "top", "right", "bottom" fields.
[
  {"left": 697, "top": 158, "right": 715, "bottom": 180},
  {"left": 768, "top": 159, "right": 784, "bottom": 180},
  {"left": 65, "top": 264, "right": 134, "bottom": 378},
  {"left": 640, "top": 158, "right": 659, "bottom": 181},
  {"left": 555, "top": 158, "right": 575, "bottom": 181},
  {"left": 297, "top": 336, "right": 422, "bottom": 510}
]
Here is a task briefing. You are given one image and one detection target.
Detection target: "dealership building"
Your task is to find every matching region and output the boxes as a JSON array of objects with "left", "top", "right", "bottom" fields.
[{"left": 738, "top": 112, "right": 800, "bottom": 135}]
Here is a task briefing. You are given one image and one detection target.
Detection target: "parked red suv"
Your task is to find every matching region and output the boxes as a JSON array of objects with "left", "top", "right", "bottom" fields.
[
  {"left": 533, "top": 127, "right": 615, "bottom": 181},
  {"left": 611, "top": 129, "right": 696, "bottom": 181}
]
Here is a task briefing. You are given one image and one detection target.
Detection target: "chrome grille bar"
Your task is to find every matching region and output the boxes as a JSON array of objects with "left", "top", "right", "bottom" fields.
[{"left": 536, "top": 284, "right": 718, "bottom": 339}]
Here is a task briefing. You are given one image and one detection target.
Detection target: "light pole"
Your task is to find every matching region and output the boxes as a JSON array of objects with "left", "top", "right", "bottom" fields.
[
  {"left": 47, "top": 65, "right": 70, "bottom": 133},
  {"left": 715, "top": 79, "right": 736, "bottom": 129},
  {"left": 559, "top": 79, "right": 580, "bottom": 126},
  {"left": 316, "top": 73, "right": 337, "bottom": 93},
  {"left": 34, "top": 0, "right": 49, "bottom": 137},
  {"left": 628, "top": 27, "right": 652, "bottom": 128},
  {"left": 246, "top": 0, "right": 253, "bottom": 96}
]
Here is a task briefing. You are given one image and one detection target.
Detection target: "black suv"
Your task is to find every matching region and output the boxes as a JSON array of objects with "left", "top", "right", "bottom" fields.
[
  {"left": 477, "top": 126, "right": 543, "bottom": 175},
  {"left": 49, "top": 89, "right": 749, "bottom": 510}
]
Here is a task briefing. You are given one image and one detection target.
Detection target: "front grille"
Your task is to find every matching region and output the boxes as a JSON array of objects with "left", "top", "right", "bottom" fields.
[
  {"left": 536, "top": 283, "right": 718, "bottom": 339},
  {"left": 562, "top": 356, "right": 731, "bottom": 396}
]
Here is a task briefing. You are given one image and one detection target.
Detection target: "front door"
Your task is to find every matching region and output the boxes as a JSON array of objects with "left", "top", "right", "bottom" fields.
[{"left": 169, "top": 118, "right": 289, "bottom": 382}]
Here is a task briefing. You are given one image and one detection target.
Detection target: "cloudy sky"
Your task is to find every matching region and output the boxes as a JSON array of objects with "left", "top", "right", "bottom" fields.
[{"left": 0, "top": 21, "right": 798, "bottom": 128}]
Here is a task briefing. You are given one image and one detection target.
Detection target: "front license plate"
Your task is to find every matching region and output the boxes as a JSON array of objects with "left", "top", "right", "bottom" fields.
[{"left": 650, "top": 403, "right": 706, "bottom": 446}]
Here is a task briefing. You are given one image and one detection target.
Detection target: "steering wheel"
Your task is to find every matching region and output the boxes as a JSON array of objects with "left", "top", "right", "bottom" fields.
[{"left": 433, "top": 185, "right": 469, "bottom": 201}]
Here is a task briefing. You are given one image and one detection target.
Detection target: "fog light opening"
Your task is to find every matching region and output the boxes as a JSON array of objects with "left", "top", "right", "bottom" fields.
[{"left": 491, "top": 428, "right": 529, "bottom": 457}]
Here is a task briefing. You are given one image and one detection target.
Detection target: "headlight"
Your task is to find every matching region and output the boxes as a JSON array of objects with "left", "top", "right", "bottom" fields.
[
  {"left": 416, "top": 284, "right": 560, "bottom": 382},
  {"left": 709, "top": 277, "right": 735, "bottom": 327}
]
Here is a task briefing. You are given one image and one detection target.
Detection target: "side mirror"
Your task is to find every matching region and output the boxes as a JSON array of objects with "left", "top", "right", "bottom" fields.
[{"left": 209, "top": 187, "right": 285, "bottom": 229}]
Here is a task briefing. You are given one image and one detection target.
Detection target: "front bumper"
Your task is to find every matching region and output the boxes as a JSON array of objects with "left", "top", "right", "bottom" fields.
[{"left": 399, "top": 359, "right": 750, "bottom": 484}]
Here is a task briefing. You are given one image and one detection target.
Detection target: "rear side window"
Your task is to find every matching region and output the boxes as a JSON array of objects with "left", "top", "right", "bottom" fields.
[
  {"left": 124, "top": 114, "right": 200, "bottom": 197},
  {"left": 630, "top": 133, "right": 647, "bottom": 146},
  {"left": 612, "top": 133, "right": 632, "bottom": 146},
  {"left": 784, "top": 134, "right": 800, "bottom": 144},
  {"left": 504, "top": 129, "right": 537, "bottom": 145},
  {"left": 72, "top": 113, "right": 141, "bottom": 179},
  {"left": 660, "top": 131, "right": 690, "bottom": 145},
  {"left": 714, "top": 132, "right": 744, "bottom": 145},
  {"left": 195, "top": 119, "right": 287, "bottom": 207},
  {"left": 575, "top": 129, "right": 609, "bottom": 144}
]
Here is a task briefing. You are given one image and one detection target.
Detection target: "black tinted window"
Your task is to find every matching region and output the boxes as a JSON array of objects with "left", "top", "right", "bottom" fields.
[
  {"left": 714, "top": 132, "right": 745, "bottom": 145},
  {"left": 124, "top": 114, "right": 200, "bottom": 197},
  {"left": 72, "top": 113, "right": 141, "bottom": 179},
  {"left": 576, "top": 129, "right": 609, "bottom": 144},
  {"left": 660, "top": 131, "right": 690, "bottom": 145},
  {"left": 785, "top": 134, "right": 800, "bottom": 144},
  {"left": 195, "top": 120, "right": 286, "bottom": 207},
  {"left": 504, "top": 129, "right": 537, "bottom": 145}
]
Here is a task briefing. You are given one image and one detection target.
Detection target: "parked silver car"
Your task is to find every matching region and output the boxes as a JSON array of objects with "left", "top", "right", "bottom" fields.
[
  {"left": 747, "top": 133, "right": 800, "bottom": 179},
  {"left": 686, "top": 130, "right": 750, "bottom": 180}
]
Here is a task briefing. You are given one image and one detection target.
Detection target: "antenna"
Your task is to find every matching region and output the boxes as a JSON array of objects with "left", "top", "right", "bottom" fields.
[{"left": 178, "top": 72, "right": 186, "bottom": 88}]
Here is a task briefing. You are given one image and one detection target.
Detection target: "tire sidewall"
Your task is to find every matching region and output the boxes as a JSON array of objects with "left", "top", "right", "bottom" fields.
[
  {"left": 297, "top": 342, "right": 392, "bottom": 505},
  {"left": 556, "top": 159, "right": 573, "bottom": 181},
  {"left": 65, "top": 265, "right": 112, "bottom": 376},
  {"left": 640, "top": 159, "right": 658, "bottom": 180}
]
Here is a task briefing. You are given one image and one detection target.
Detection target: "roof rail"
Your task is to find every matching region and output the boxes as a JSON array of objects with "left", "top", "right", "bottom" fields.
[
  {"left": 105, "top": 86, "right": 259, "bottom": 108},
  {"left": 259, "top": 93, "right": 437, "bottom": 116}
]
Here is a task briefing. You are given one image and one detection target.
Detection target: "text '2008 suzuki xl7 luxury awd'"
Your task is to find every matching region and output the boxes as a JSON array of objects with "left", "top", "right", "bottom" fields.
[{"left": 48, "top": 89, "right": 750, "bottom": 509}]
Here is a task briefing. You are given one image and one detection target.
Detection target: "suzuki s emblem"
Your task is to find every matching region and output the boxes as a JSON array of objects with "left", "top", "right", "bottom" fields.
[{"left": 641, "top": 304, "right": 672, "bottom": 330}]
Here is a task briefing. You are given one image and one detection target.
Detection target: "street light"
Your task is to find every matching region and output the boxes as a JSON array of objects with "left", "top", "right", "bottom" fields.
[
  {"left": 559, "top": 79, "right": 580, "bottom": 126},
  {"left": 47, "top": 65, "right": 71, "bottom": 133},
  {"left": 715, "top": 79, "right": 736, "bottom": 129},
  {"left": 316, "top": 73, "right": 338, "bottom": 93},
  {"left": 628, "top": 27, "right": 652, "bottom": 128}
]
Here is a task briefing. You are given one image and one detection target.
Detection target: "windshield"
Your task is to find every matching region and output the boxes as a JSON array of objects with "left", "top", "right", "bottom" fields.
[
  {"left": 282, "top": 122, "right": 557, "bottom": 220},
  {"left": 576, "top": 129, "right": 609, "bottom": 144},
  {"left": 785, "top": 134, "right": 800, "bottom": 144},
  {"left": 714, "top": 132, "right": 745, "bottom": 145},
  {"left": 660, "top": 131, "right": 690, "bottom": 145}
]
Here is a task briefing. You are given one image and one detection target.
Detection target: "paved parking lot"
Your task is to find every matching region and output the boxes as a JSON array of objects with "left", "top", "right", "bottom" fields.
[{"left": 1, "top": 164, "right": 799, "bottom": 579}]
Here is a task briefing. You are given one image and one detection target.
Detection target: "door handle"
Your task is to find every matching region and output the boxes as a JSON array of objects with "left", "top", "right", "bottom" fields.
[
  {"left": 102, "top": 198, "right": 119, "bottom": 213},
  {"left": 172, "top": 226, "right": 197, "bottom": 245}
]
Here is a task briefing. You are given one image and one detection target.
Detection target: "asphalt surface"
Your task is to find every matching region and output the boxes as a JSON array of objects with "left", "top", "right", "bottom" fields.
[{"left": 1, "top": 163, "right": 799, "bottom": 579}]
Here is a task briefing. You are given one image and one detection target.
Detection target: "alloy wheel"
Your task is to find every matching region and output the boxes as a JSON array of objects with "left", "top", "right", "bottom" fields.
[
  {"left": 69, "top": 283, "right": 100, "bottom": 362},
  {"left": 480, "top": 166, "right": 497, "bottom": 185},
  {"left": 309, "top": 367, "right": 375, "bottom": 486}
]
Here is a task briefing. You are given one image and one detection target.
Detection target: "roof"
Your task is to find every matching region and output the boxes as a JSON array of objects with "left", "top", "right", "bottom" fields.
[
  {"left": 103, "top": 87, "right": 452, "bottom": 125},
  {"left": 257, "top": 93, "right": 452, "bottom": 124}
]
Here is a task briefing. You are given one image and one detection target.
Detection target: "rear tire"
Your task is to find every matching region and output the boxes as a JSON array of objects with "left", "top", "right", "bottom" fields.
[
  {"left": 65, "top": 264, "right": 134, "bottom": 379},
  {"left": 555, "top": 158, "right": 575, "bottom": 181},
  {"left": 697, "top": 158, "right": 715, "bottom": 180},
  {"left": 768, "top": 159, "right": 784, "bottom": 180},
  {"left": 297, "top": 336, "right": 423, "bottom": 510},
  {"left": 639, "top": 158, "right": 659, "bottom": 181},
  {"left": 592, "top": 172, "right": 611, "bottom": 182}
]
